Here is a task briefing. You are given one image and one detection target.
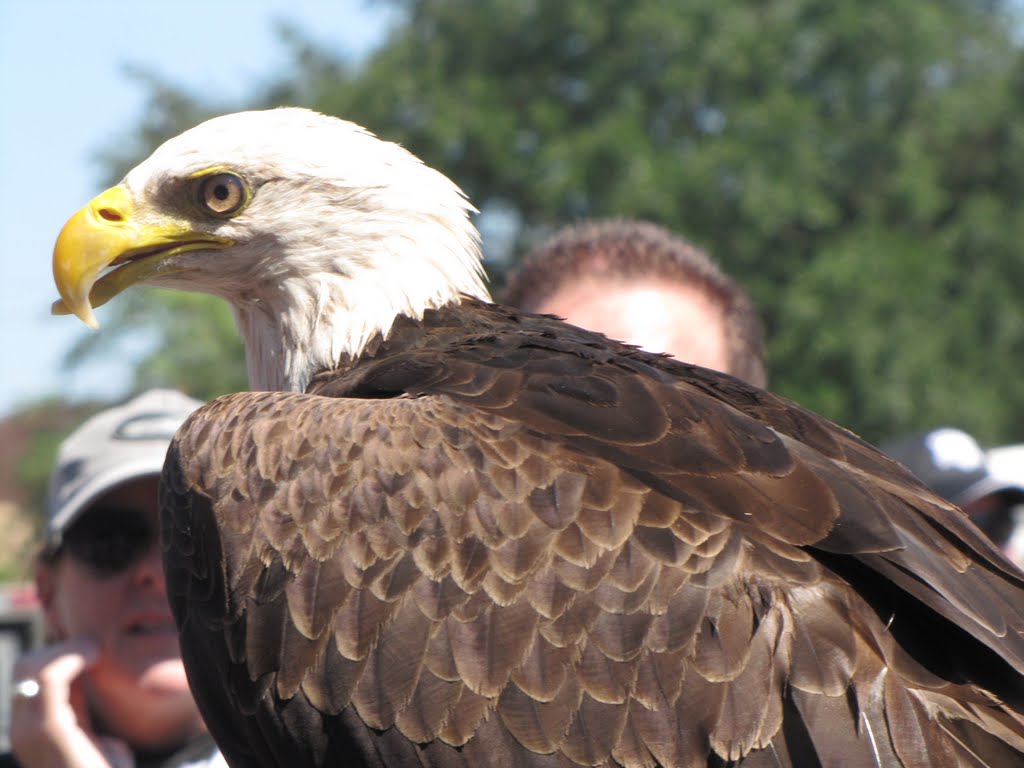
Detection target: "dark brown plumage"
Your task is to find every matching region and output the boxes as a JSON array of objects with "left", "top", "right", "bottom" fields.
[{"left": 162, "top": 299, "right": 1024, "bottom": 767}]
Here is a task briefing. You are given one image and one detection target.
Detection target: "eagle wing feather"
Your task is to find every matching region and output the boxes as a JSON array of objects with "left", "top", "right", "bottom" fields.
[{"left": 162, "top": 305, "right": 1024, "bottom": 767}]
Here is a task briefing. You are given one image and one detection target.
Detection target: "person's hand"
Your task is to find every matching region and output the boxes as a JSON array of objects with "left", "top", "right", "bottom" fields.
[{"left": 9, "top": 636, "right": 134, "bottom": 768}]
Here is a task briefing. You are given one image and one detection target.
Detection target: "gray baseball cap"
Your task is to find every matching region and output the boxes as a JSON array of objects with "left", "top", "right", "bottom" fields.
[{"left": 46, "top": 389, "right": 204, "bottom": 543}]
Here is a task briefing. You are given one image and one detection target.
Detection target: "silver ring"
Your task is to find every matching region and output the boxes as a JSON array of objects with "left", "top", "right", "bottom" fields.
[{"left": 13, "top": 679, "right": 40, "bottom": 699}]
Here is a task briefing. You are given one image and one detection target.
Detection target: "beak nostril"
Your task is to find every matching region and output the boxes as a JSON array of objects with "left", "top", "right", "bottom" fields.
[{"left": 97, "top": 207, "right": 123, "bottom": 222}]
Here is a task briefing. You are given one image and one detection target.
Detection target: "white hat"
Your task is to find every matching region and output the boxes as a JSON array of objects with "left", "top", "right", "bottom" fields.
[{"left": 46, "top": 389, "right": 204, "bottom": 543}]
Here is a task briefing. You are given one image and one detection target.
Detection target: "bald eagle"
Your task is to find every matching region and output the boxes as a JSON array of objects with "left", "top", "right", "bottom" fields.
[{"left": 53, "top": 108, "right": 1024, "bottom": 767}]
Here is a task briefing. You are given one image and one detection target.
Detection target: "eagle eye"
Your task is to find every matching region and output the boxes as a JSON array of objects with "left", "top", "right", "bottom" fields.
[{"left": 194, "top": 172, "right": 248, "bottom": 217}]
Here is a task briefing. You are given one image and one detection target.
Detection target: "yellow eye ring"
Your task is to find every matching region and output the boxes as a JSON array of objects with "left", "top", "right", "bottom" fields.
[{"left": 193, "top": 172, "right": 249, "bottom": 218}]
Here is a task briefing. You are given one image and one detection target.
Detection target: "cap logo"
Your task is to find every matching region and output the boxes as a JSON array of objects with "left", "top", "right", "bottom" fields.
[{"left": 113, "top": 412, "right": 184, "bottom": 442}]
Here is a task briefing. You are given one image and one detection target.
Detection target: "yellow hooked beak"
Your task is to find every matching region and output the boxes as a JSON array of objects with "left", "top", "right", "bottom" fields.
[{"left": 52, "top": 185, "right": 232, "bottom": 328}]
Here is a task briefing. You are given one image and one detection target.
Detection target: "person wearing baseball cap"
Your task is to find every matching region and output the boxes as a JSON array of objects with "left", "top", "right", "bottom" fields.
[
  {"left": 3, "top": 390, "right": 225, "bottom": 768},
  {"left": 881, "top": 427, "right": 1024, "bottom": 555}
]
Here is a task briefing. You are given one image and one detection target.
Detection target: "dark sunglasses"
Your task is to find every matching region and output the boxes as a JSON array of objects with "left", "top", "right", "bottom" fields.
[{"left": 52, "top": 506, "right": 157, "bottom": 577}]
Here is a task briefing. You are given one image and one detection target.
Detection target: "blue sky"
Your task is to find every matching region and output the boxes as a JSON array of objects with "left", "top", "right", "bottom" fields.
[{"left": 0, "top": 0, "right": 393, "bottom": 418}]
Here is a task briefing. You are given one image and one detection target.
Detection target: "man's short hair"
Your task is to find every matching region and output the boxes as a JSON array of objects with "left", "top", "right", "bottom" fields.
[{"left": 502, "top": 219, "right": 767, "bottom": 387}]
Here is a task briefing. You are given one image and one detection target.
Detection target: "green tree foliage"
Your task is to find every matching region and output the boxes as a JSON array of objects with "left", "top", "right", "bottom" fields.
[
  {"left": 64, "top": 289, "right": 248, "bottom": 403},
  {"left": 70, "top": 0, "right": 1024, "bottom": 445}
]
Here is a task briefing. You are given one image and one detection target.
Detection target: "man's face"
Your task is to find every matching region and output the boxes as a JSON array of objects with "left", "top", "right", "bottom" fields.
[
  {"left": 39, "top": 476, "right": 192, "bottom": 709},
  {"left": 533, "top": 276, "right": 731, "bottom": 374}
]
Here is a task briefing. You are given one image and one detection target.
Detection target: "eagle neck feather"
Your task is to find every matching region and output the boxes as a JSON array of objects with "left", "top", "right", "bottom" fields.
[{"left": 231, "top": 224, "right": 488, "bottom": 393}]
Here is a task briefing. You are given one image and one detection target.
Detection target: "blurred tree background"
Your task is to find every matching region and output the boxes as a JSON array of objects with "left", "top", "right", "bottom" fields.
[{"left": 13, "top": 0, "right": 1024, "bottom": 537}]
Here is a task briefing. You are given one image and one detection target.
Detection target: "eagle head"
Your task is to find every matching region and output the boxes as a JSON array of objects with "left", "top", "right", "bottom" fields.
[{"left": 52, "top": 108, "right": 488, "bottom": 391}]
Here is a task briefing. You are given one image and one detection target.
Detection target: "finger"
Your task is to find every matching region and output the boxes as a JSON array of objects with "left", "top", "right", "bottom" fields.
[
  {"left": 8, "top": 637, "right": 113, "bottom": 767},
  {"left": 13, "top": 635, "right": 100, "bottom": 688},
  {"left": 11, "top": 636, "right": 98, "bottom": 727}
]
